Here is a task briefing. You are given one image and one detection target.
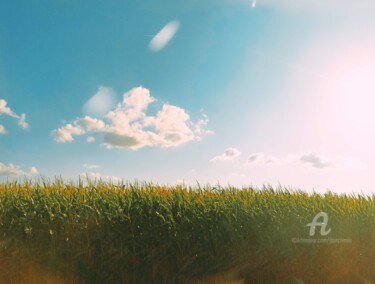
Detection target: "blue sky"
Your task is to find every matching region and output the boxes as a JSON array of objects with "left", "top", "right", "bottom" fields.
[{"left": 1, "top": 0, "right": 375, "bottom": 194}]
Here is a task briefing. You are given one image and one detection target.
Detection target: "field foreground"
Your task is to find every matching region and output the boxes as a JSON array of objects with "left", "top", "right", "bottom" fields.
[{"left": 0, "top": 180, "right": 374, "bottom": 283}]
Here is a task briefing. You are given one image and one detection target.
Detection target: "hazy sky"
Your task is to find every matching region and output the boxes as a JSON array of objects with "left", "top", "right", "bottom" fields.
[{"left": 1, "top": 0, "right": 375, "bottom": 194}]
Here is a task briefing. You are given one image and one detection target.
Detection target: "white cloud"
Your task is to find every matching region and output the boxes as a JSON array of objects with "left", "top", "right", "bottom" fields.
[
  {"left": 0, "top": 162, "right": 38, "bottom": 177},
  {"left": 247, "top": 153, "right": 279, "bottom": 165},
  {"left": 123, "top": 86, "right": 155, "bottom": 111},
  {"left": 0, "top": 99, "right": 29, "bottom": 133},
  {"left": 29, "top": 167, "right": 39, "bottom": 175},
  {"left": 76, "top": 116, "right": 106, "bottom": 131},
  {"left": 80, "top": 172, "right": 102, "bottom": 180},
  {"left": 299, "top": 151, "right": 337, "bottom": 169},
  {"left": 86, "top": 136, "right": 95, "bottom": 143},
  {"left": 18, "top": 113, "right": 29, "bottom": 129},
  {"left": 83, "top": 164, "right": 101, "bottom": 169},
  {"left": 106, "top": 176, "right": 122, "bottom": 183},
  {"left": 105, "top": 87, "right": 156, "bottom": 142},
  {"left": 142, "top": 104, "right": 198, "bottom": 148},
  {"left": 176, "top": 179, "right": 185, "bottom": 185},
  {"left": 149, "top": 20, "right": 180, "bottom": 52},
  {"left": 0, "top": 99, "right": 17, "bottom": 118},
  {"left": 52, "top": 86, "right": 212, "bottom": 149},
  {"left": 104, "top": 87, "right": 204, "bottom": 149},
  {"left": 0, "top": 99, "right": 18, "bottom": 118},
  {"left": 51, "top": 124, "right": 85, "bottom": 142},
  {"left": 82, "top": 86, "right": 116, "bottom": 117},
  {"left": 193, "top": 113, "right": 214, "bottom": 138},
  {"left": 80, "top": 172, "right": 122, "bottom": 183},
  {"left": 246, "top": 151, "right": 340, "bottom": 169},
  {"left": 210, "top": 148, "right": 242, "bottom": 162},
  {"left": 247, "top": 153, "right": 262, "bottom": 163},
  {"left": 231, "top": 172, "right": 246, "bottom": 178}
]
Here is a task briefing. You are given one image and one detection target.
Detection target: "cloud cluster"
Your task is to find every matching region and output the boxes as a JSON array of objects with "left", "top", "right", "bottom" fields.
[
  {"left": 231, "top": 172, "right": 246, "bottom": 178},
  {"left": 86, "top": 136, "right": 95, "bottom": 143},
  {"left": 149, "top": 20, "right": 180, "bottom": 52},
  {"left": 246, "top": 151, "right": 339, "bottom": 169},
  {"left": 210, "top": 148, "right": 242, "bottom": 162},
  {"left": 299, "top": 151, "right": 336, "bottom": 169},
  {"left": 0, "top": 162, "right": 38, "bottom": 177},
  {"left": 83, "top": 164, "right": 101, "bottom": 169},
  {"left": 247, "top": 153, "right": 279, "bottom": 165},
  {"left": 211, "top": 147, "right": 340, "bottom": 170},
  {"left": 80, "top": 172, "right": 122, "bottom": 183},
  {"left": 0, "top": 99, "right": 29, "bottom": 134},
  {"left": 52, "top": 86, "right": 212, "bottom": 150},
  {"left": 52, "top": 123, "right": 85, "bottom": 142}
]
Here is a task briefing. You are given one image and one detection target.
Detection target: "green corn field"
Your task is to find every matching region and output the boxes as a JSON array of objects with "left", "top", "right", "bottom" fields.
[{"left": 0, "top": 178, "right": 374, "bottom": 283}]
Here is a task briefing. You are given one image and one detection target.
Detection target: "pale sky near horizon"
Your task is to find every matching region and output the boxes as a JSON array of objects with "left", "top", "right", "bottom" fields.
[{"left": 1, "top": 1, "right": 375, "bottom": 195}]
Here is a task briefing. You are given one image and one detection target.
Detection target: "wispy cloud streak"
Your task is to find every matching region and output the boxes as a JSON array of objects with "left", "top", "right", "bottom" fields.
[
  {"left": 149, "top": 21, "right": 180, "bottom": 52},
  {"left": 0, "top": 99, "right": 29, "bottom": 134}
]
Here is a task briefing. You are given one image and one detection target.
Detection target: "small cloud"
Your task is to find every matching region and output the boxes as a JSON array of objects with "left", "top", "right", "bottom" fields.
[
  {"left": 0, "top": 99, "right": 17, "bottom": 117},
  {"left": 80, "top": 172, "right": 122, "bottom": 183},
  {"left": 0, "top": 125, "right": 6, "bottom": 135},
  {"left": 149, "top": 20, "right": 180, "bottom": 52},
  {"left": 80, "top": 172, "right": 102, "bottom": 180},
  {"left": 0, "top": 99, "right": 29, "bottom": 133},
  {"left": 193, "top": 113, "right": 214, "bottom": 138},
  {"left": 86, "top": 136, "right": 95, "bottom": 143},
  {"left": 191, "top": 169, "right": 197, "bottom": 173},
  {"left": 76, "top": 116, "right": 106, "bottom": 131},
  {"left": 247, "top": 153, "right": 279, "bottom": 165},
  {"left": 107, "top": 176, "right": 122, "bottom": 183},
  {"left": 299, "top": 151, "right": 336, "bottom": 169},
  {"left": 176, "top": 179, "right": 185, "bottom": 185},
  {"left": 210, "top": 148, "right": 242, "bottom": 162},
  {"left": 231, "top": 172, "right": 246, "bottom": 178},
  {"left": 246, "top": 150, "right": 340, "bottom": 169},
  {"left": 82, "top": 86, "right": 116, "bottom": 117},
  {"left": 247, "top": 153, "right": 263, "bottom": 164},
  {"left": 29, "top": 167, "right": 39, "bottom": 175},
  {"left": 18, "top": 113, "right": 29, "bottom": 129},
  {"left": 51, "top": 124, "right": 85, "bottom": 142},
  {"left": 83, "top": 164, "right": 101, "bottom": 169},
  {"left": 0, "top": 162, "right": 38, "bottom": 177}
]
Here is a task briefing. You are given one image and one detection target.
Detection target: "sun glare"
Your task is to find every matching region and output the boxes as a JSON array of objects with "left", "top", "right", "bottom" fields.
[{"left": 328, "top": 60, "right": 375, "bottom": 151}]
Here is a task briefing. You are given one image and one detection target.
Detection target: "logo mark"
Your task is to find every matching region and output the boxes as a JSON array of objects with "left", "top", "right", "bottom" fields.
[{"left": 306, "top": 212, "right": 331, "bottom": 236}]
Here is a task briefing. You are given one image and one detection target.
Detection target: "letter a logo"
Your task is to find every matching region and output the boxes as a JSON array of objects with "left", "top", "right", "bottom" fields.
[{"left": 306, "top": 212, "right": 331, "bottom": 236}]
